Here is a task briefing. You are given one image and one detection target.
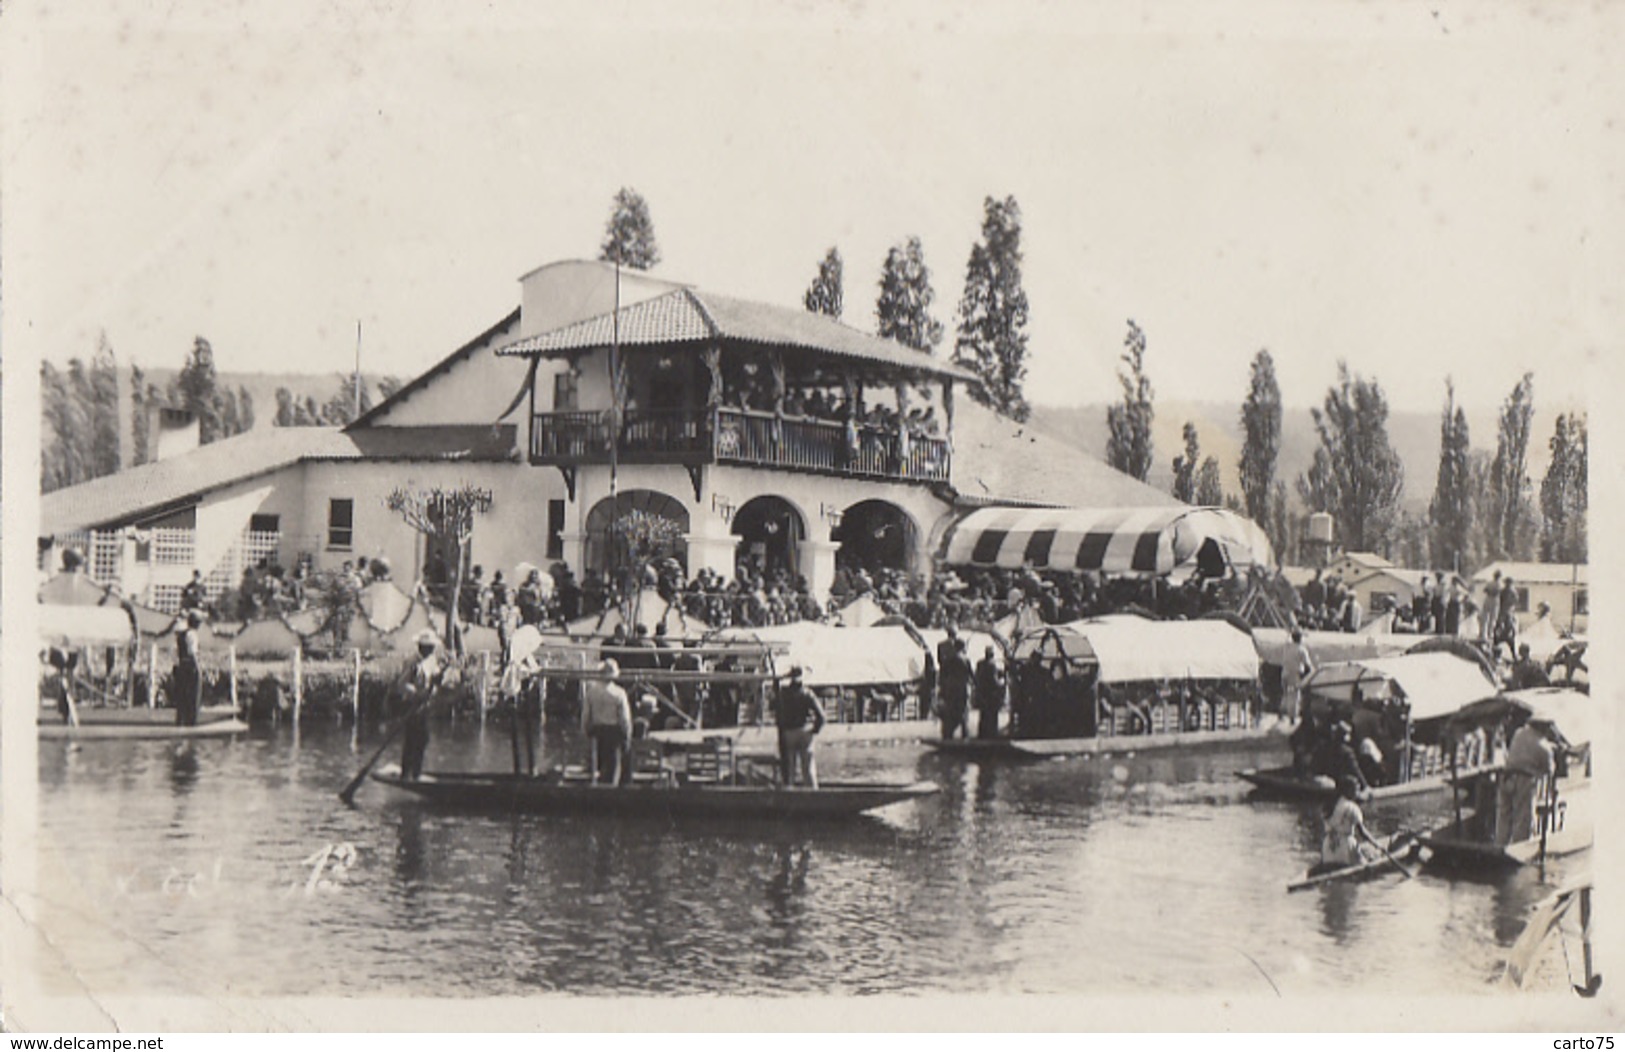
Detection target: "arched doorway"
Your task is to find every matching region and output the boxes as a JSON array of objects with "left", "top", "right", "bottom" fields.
[
  {"left": 833, "top": 500, "right": 917, "bottom": 574},
  {"left": 584, "top": 490, "right": 690, "bottom": 578},
  {"left": 731, "top": 496, "right": 806, "bottom": 583}
]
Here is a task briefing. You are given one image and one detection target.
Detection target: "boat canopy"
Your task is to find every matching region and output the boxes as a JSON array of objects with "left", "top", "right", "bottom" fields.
[
  {"left": 1252, "top": 627, "right": 1412, "bottom": 668},
  {"left": 1013, "top": 616, "right": 1260, "bottom": 684},
  {"left": 714, "top": 623, "right": 931, "bottom": 688},
  {"left": 940, "top": 505, "right": 1273, "bottom": 575},
  {"left": 39, "top": 601, "right": 135, "bottom": 644},
  {"left": 1303, "top": 652, "right": 1498, "bottom": 723},
  {"left": 1449, "top": 687, "right": 1593, "bottom": 746}
]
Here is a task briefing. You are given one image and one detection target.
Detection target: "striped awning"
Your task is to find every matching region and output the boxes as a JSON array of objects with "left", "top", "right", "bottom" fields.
[{"left": 939, "top": 506, "right": 1274, "bottom": 575}]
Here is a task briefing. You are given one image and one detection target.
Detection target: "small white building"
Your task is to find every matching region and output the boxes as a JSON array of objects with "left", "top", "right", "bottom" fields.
[
  {"left": 1470, "top": 561, "right": 1588, "bottom": 634},
  {"left": 41, "top": 260, "right": 1181, "bottom": 611}
]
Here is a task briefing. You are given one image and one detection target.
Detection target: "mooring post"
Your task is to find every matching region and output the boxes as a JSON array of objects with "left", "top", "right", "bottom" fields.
[
  {"left": 292, "top": 645, "right": 304, "bottom": 725},
  {"left": 229, "top": 645, "right": 239, "bottom": 712}
]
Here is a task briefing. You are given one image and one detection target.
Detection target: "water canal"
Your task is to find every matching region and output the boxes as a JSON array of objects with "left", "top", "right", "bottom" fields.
[{"left": 31, "top": 722, "right": 1584, "bottom": 998}]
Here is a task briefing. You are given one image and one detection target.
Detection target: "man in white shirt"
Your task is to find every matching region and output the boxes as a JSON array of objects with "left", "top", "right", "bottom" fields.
[{"left": 581, "top": 659, "right": 632, "bottom": 785}]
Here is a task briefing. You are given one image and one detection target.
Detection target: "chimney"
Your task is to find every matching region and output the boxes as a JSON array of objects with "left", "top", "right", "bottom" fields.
[{"left": 152, "top": 407, "right": 201, "bottom": 461}]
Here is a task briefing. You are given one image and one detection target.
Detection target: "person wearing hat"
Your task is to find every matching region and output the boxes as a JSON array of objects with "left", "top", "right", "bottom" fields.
[
  {"left": 935, "top": 625, "right": 972, "bottom": 741},
  {"left": 397, "top": 629, "right": 446, "bottom": 780},
  {"left": 772, "top": 667, "right": 827, "bottom": 788},
  {"left": 1495, "top": 710, "right": 1574, "bottom": 846},
  {"left": 173, "top": 609, "right": 205, "bottom": 727},
  {"left": 1312, "top": 718, "right": 1369, "bottom": 797},
  {"left": 580, "top": 658, "right": 632, "bottom": 785},
  {"left": 973, "top": 645, "right": 1006, "bottom": 740},
  {"left": 1282, "top": 629, "right": 1313, "bottom": 723}
]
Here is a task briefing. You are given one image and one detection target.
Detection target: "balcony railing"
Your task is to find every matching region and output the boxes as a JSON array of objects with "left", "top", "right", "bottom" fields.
[{"left": 531, "top": 407, "right": 950, "bottom": 483}]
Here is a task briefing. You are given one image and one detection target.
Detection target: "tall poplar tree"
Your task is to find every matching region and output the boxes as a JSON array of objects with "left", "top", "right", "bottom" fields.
[
  {"left": 875, "top": 236, "right": 943, "bottom": 354},
  {"left": 803, "top": 247, "right": 844, "bottom": 318},
  {"left": 1428, "top": 379, "right": 1474, "bottom": 571},
  {"left": 1171, "top": 421, "right": 1201, "bottom": 503},
  {"left": 1105, "top": 320, "right": 1155, "bottom": 482},
  {"left": 1294, "top": 362, "right": 1404, "bottom": 553},
  {"left": 1484, "top": 373, "right": 1537, "bottom": 561},
  {"left": 599, "top": 187, "right": 661, "bottom": 270},
  {"left": 1238, "top": 350, "right": 1282, "bottom": 527},
  {"left": 177, "top": 336, "right": 223, "bottom": 444},
  {"left": 1540, "top": 412, "right": 1587, "bottom": 563},
  {"left": 953, "top": 195, "right": 1031, "bottom": 421}
]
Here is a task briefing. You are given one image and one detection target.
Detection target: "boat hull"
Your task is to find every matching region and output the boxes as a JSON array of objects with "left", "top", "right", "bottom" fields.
[
  {"left": 371, "top": 771, "right": 938, "bottom": 819},
  {"left": 1237, "top": 764, "right": 1491, "bottom": 803},
  {"left": 929, "top": 721, "right": 1289, "bottom": 759},
  {"left": 1287, "top": 836, "right": 1419, "bottom": 892},
  {"left": 40, "top": 717, "right": 249, "bottom": 741},
  {"left": 1421, "top": 780, "right": 1593, "bottom": 871}
]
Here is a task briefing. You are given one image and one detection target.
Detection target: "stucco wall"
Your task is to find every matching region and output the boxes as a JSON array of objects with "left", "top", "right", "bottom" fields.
[{"left": 369, "top": 313, "right": 532, "bottom": 427}]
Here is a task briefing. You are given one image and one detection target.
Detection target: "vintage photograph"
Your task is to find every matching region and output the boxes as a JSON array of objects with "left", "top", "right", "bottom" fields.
[{"left": 2, "top": 0, "right": 1617, "bottom": 1032}]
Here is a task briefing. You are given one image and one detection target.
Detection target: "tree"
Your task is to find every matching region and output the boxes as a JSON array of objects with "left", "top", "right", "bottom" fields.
[
  {"left": 1239, "top": 349, "right": 1282, "bottom": 534},
  {"left": 1484, "top": 373, "right": 1537, "bottom": 562},
  {"left": 1293, "top": 362, "right": 1404, "bottom": 553},
  {"left": 1540, "top": 412, "right": 1587, "bottom": 563},
  {"left": 377, "top": 376, "right": 405, "bottom": 402},
  {"left": 238, "top": 385, "right": 256, "bottom": 431},
  {"left": 599, "top": 187, "right": 660, "bottom": 270},
  {"left": 88, "top": 335, "right": 119, "bottom": 478},
  {"left": 385, "top": 484, "right": 494, "bottom": 652},
  {"left": 1105, "top": 320, "right": 1155, "bottom": 481},
  {"left": 608, "top": 507, "right": 686, "bottom": 617},
  {"left": 803, "top": 247, "right": 844, "bottom": 318},
  {"left": 1195, "top": 458, "right": 1224, "bottom": 507},
  {"left": 1171, "top": 421, "right": 1201, "bottom": 502},
  {"left": 952, "top": 195, "right": 1031, "bottom": 421},
  {"left": 1428, "top": 379, "right": 1474, "bottom": 572},
  {"left": 131, "top": 364, "right": 149, "bottom": 465},
  {"left": 177, "top": 336, "right": 223, "bottom": 444},
  {"left": 875, "top": 236, "right": 944, "bottom": 354},
  {"left": 274, "top": 387, "right": 297, "bottom": 427}
]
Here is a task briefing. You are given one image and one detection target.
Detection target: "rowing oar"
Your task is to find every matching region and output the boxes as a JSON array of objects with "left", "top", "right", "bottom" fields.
[
  {"left": 338, "top": 689, "right": 438, "bottom": 805},
  {"left": 1371, "top": 832, "right": 1417, "bottom": 880}
]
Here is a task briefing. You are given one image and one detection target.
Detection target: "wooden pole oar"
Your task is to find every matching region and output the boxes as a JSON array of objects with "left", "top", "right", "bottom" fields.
[
  {"left": 1370, "top": 832, "right": 1416, "bottom": 879},
  {"left": 338, "top": 688, "right": 438, "bottom": 804}
]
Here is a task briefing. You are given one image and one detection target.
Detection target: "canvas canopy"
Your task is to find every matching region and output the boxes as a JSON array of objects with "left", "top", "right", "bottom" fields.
[
  {"left": 1449, "top": 687, "right": 1593, "bottom": 746},
  {"left": 1303, "top": 652, "right": 1498, "bottom": 723},
  {"left": 940, "top": 506, "right": 1273, "bottom": 575},
  {"left": 39, "top": 602, "right": 135, "bottom": 645},
  {"left": 1252, "top": 627, "right": 1412, "bottom": 668},
  {"left": 714, "top": 623, "right": 925, "bottom": 688},
  {"left": 1012, "top": 616, "right": 1260, "bottom": 684}
]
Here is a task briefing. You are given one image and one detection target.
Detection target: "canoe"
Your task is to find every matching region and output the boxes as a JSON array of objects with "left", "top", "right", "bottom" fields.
[
  {"left": 1237, "top": 763, "right": 1494, "bottom": 803},
  {"left": 928, "top": 720, "right": 1290, "bottom": 759},
  {"left": 370, "top": 769, "right": 939, "bottom": 819},
  {"left": 38, "top": 704, "right": 240, "bottom": 728},
  {"left": 1287, "top": 835, "right": 1419, "bottom": 892},
  {"left": 40, "top": 717, "right": 250, "bottom": 741}
]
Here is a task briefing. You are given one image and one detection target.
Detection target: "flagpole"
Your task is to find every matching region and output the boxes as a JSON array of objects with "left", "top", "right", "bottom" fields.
[
  {"left": 609, "top": 261, "right": 622, "bottom": 609},
  {"left": 354, "top": 320, "right": 363, "bottom": 419}
]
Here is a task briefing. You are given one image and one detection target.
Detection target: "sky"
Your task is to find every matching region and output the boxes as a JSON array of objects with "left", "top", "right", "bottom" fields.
[{"left": 4, "top": 0, "right": 1620, "bottom": 416}]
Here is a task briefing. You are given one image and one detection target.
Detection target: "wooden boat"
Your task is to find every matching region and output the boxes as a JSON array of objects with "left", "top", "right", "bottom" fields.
[
  {"left": 932, "top": 720, "right": 1289, "bottom": 759},
  {"left": 370, "top": 769, "right": 938, "bottom": 819},
  {"left": 1236, "top": 763, "right": 1488, "bottom": 803},
  {"left": 40, "top": 702, "right": 247, "bottom": 740},
  {"left": 1286, "top": 834, "right": 1419, "bottom": 892},
  {"left": 928, "top": 616, "right": 1281, "bottom": 760},
  {"left": 1420, "top": 775, "right": 1591, "bottom": 872}
]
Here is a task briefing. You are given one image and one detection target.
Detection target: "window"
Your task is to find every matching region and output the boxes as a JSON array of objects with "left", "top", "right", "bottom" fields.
[
  {"left": 327, "top": 499, "right": 354, "bottom": 550},
  {"left": 1575, "top": 589, "right": 1588, "bottom": 616},
  {"left": 1515, "top": 587, "right": 1531, "bottom": 613},
  {"left": 249, "top": 513, "right": 281, "bottom": 534},
  {"left": 553, "top": 371, "right": 579, "bottom": 411},
  {"left": 547, "top": 499, "right": 566, "bottom": 560}
]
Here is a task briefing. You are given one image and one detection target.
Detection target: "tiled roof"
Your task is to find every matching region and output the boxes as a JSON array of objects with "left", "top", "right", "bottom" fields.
[
  {"left": 496, "top": 287, "right": 977, "bottom": 383},
  {"left": 948, "top": 400, "right": 1181, "bottom": 510},
  {"left": 40, "top": 424, "right": 518, "bottom": 535}
]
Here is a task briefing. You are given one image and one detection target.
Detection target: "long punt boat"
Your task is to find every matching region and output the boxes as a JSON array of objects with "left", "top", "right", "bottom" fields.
[
  {"left": 1237, "top": 652, "right": 1502, "bottom": 802},
  {"left": 371, "top": 769, "right": 937, "bottom": 819},
  {"left": 925, "top": 616, "right": 1287, "bottom": 758},
  {"left": 39, "top": 704, "right": 248, "bottom": 741}
]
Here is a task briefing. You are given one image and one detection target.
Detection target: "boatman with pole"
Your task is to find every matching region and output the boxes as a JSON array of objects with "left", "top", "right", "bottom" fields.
[
  {"left": 397, "top": 629, "right": 446, "bottom": 781},
  {"left": 773, "top": 666, "right": 827, "bottom": 789},
  {"left": 974, "top": 646, "right": 1005, "bottom": 739}
]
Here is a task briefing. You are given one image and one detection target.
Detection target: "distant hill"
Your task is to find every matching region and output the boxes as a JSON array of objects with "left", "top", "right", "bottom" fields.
[{"left": 1031, "top": 399, "right": 1579, "bottom": 514}]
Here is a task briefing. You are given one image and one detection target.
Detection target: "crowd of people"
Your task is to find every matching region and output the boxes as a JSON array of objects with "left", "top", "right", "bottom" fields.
[{"left": 1290, "top": 566, "right": 1529, "bottom": 660}]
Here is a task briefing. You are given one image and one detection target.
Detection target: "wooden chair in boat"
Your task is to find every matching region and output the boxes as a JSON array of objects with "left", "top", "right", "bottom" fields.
[{"left": 681, "top": 737, "right": 736, "bottom": 785}]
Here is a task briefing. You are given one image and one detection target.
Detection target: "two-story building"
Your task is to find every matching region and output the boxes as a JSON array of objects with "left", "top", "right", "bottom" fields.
[{"left": 40, "top": 259, "right": 1183, "bottom": 611}]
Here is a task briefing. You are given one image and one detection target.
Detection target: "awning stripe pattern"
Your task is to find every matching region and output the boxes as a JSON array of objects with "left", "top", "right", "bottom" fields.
[{"left": 940, "top": 505, "right": 1274, "bottom": 575}]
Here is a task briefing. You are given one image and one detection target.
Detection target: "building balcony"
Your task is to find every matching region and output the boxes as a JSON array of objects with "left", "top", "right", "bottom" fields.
[{"left": 530, "top": 407, "right": 950, "bottom": 484}]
